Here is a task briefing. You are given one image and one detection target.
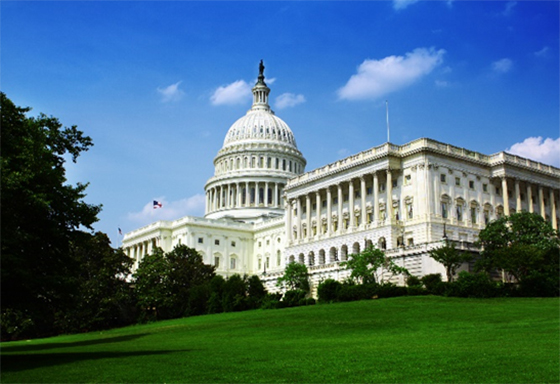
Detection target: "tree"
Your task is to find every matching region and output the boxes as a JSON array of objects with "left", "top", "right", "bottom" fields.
[
  {"left": 476, "top": 212, "right": 559, "bottom": 287},
  {"left": 1, "top": 93, "right": 101, "bottom": 338},
  {"left": 341, "top": 246, "right": 409, "bottom": 285},
  {"left": 65, "top": 232, "right": 136, "bottom": 332},
  {"left": 277, "top": 262, "right": 310, "bottom": 293},
  {"left": 134, "top": 245, "right": 215, "bottom": 321},
  {"left": 428, "top": 242, "right": 472, "bottom": 282}
]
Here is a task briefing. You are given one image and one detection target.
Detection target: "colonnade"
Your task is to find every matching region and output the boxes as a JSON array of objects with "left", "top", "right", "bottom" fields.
[
  {"left": 206, "top": 181, "right": 285, "bottom": 214},
  {"left": 124, "top": 238, "right": 159, "bottom": 268},
  {"left": 286, "top": 170, "right": 394, "bottom": 242}
]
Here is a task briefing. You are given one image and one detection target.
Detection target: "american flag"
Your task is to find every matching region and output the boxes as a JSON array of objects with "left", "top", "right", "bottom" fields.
[
  {"left": 118, "top": 227, "right": 123, "bottom": 235},
  {"left": 153, "top": 200, "right": 163, "bottom": 209}
]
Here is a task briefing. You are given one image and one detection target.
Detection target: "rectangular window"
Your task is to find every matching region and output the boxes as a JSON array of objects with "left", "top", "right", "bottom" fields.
[
  {"left": 380, "top": 183, "right": 386, "bottom": 192},
  {"left": 392, "top": 180, "right": 397, "bottom": 188},
  {"left": 214, "top": 239, "right": 220, "bottom": 245},
  {"left": 334, "top": 197, "right": 339, "bottom": 204},
  {"left": 404, "top": 175, "right": 412, "bottom": 185},
  {"left": 442, "top": 202, "right": 448, "bottom": 219},
  {"left": 406, "top": 203, "right": 413, "bottom": 219},
  {"left": 312, "top": 203, "right": 317, "bottom": 211},
  {"left": 367, "top": 187, "right": 373, "bottom": 195},
  {"left": 230, "top": 258, "right": 236, "bottom": 269},
  {"left": 198, "top": 237, "right": 204, "bottom": 244},
  {"left": 343, "top": 194, "right": 349, "bottom": 202},
  {"left": 355, "top": 191, "right": 360, "bottom": 198},
  {"left": 455, "top": 177, "right": 461, "bottom": 186},
  {"left": 471, "top": 207, "right": 477, "bottom": 224},
  {"left": 231, "top": 241, "right": 236, "bottom": 247},
  {"left": 258, "top": 241, "right": 262, "bottom": 247},
  {"left": 496, "top": 187, "right": 501, "bottom": 195},
  {"left": 457, "top": 205, "right": 463, "bottom": 221},
  {"left": 322, "top": 200, "right": 327, "bottom": 208},
  {"left": 440, "top": 174, "right": 446, "bottom": 183},
  {"left": 483, "top": 183, "right": 488, "bottom": 192},
  {"left": 214, "top": 257, "right": 220, "bottom": 268},
  {"left": 469, "top": 180, "right": 475, "bottom": 189}
]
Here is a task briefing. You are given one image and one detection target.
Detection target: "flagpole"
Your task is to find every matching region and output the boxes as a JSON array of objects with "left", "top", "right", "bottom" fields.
[{"left": 386, "top": 100, "right": 390, "bottom": 143}]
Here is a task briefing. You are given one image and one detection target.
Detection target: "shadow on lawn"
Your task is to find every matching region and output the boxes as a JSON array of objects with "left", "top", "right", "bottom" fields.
[
  {"left": 2, "top": 333, "right": 150, "bottom": 353},
  {"left": 2, "top": 349, "right": 193, "bottom": 373}
]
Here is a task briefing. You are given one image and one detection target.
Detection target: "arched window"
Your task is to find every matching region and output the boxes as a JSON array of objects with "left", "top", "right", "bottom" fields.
[
  {"left": 319, "top": 249, "right": 326, "bottom": 265},
  {"left": 329, "top": 247, "right": 338, "bottom": 262},
  {"left": 277, "top": 250, "right": 282, "bottom": 266},
  {"left": 341, "top": 245, "right": 348, "bottom": 261},
  {"left": 308, "top": 251, "right": 315, "bottom": 266},
  {"left": 289, "top": 255, "right": 295, "bottom": 263},
  {"left": 298, "top": 253, "right": 305, "bottom": 264},
  {"left": 378, "top": 237, "right": 387, "bottom": 250},
  {"left": 352, "top": 242, "right": 360, "bottom": 255}
]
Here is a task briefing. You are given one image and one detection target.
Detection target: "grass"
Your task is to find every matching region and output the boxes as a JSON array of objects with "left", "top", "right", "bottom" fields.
[{"left": 1, "top": 296, "right": 559, "bottom": 383}]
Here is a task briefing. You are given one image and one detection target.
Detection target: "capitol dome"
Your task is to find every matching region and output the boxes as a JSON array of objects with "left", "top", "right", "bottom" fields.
[{"left": 204, "top": 61, "right": 307, "bottom": 222}]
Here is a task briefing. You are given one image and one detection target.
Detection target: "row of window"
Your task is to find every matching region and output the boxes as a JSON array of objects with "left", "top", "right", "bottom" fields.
[{"left": 216, "top": 155, "right": 303, "bottom": 174}]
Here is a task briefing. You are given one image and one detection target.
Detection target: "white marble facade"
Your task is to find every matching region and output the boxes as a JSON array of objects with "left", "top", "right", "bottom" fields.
[{"left": 123, "top": 65, "right": 560, "bottom": 293}]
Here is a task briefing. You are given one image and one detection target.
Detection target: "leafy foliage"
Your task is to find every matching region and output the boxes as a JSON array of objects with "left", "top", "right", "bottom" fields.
[
  {"left": 277, "top": 262, "right": 310, "bottom": 292},
  {"left": 476, "top": 212, "right": 559, "bottom": 292},
  {"left": 428, "top": 242, "right": 473, "bottom": 282},
  {"left": 341, "top": 245, "right": 409, "bottom": 284},
  {"left": 1, "top": 93, "right": 101, "bottom": 339},
  {"left": 134, "top": 245, "right": 216, "bottom": 321}
]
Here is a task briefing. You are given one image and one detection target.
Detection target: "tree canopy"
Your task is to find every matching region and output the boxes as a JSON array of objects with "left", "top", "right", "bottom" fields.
[
  {"left": 277, "top": 262, "right": 310, "bottom": 292},
  {"left": 1, "top": 93, "right": 102, "bottom": 338},
  {"left": 476, "top": 212, "right": 559, "bottom": 289},
  {"left": 341, "top": 246, "right": 409, "bottom": 285},
  {"left": 428, "top": 242, "right": 472, "bottom": 282}
]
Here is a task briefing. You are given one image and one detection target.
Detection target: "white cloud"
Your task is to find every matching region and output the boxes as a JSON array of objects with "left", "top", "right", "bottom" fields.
[
  {"left": 393, "top": 0, "right": 419, "bottom": 10},
  {"left": 275, "top": 93, "right": 306, "bottom": 109},
  {"left": 492, "top": 58, "right": 513, "bottom": 74},
  {"left": 338, "top": 47, "right": 445, "bottom": 100},
  {"left": 157, "top": 81, "right": 184, "bottom": 102},
  {"left": 502, "top": 1, "right": 517, "bottom": 17},
  {"left": 535, "top": 46, "right": 550, "bottom": 58},
  {"left": 210, "top": 80, "right": 252, "bottom": 105},
  {"left": 127, "top": 194, "right": 206, "bottom": 226},
  {"left": 435, "top": 80, "right": 449, "bottom": 88},
  {"left": 506, "top": 137, "right": 560, "bottom": 167}
]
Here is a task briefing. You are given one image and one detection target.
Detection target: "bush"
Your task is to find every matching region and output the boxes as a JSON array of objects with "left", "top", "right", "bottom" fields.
[
  {"left": 518, "top": 272, "right": 560, "bottom": 297},
  {"left": 406, "top": 286, "right": 428, "bottom": 296},
  {"left": 317, "top": 279, "right": 342, "bottom": 303},
  {"left": 260, "top": 293, "right": 282, "bottom": 309},
  {"left": 299, "top": 298, "right": 316, "bottom": 306},
  {"left": 446, "top": 271, "right": 499, "bottom": 298},
  {"left": 281, "top": 289, "right": 308, "bottom": 308},
  {"left": 406, "top": 275, "right": 422, "bottom": 287},
  {"left": 421, "top": 274, "right": 443, "bottom": 294},
  {"left": 376, "top": 283, "right": 408, "bottom": 299},
  {"left": 337, "top": 283, "right": 377, "bottom": 302}
]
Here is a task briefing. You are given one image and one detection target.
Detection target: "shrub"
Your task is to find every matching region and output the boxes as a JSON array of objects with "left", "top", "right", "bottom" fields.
[
  {"left": 376, "top": 283, "right": 408, "bottom": 299},
  {"left": 260, "top": 293, "right": 282, "bottom": 309},
  {"left": 299, "top": 298, "right": 316, "bottom": 306},
  {"left": 406, "top": 286, "right": 428, "bottom": 296},
  {"left": 406, "top": 275, "right": 422, "bottom": 287},
  {"left": 517, "top": 271, "right": 560, "bottom": 297},
  {"left": 281, "top": 289, "right": 308, "bottom": 308},
  {"left": 421, "top": 274, "right": 443, "bottom": 294},
  {"left": 337, "top": 283, "right": 377, "bottom": 302},
  {"left": 446, "top": 271, "right": 499, "bottom": 298},
  {"left": 317, "top": 279, "right": 342, "bottom": 303}
]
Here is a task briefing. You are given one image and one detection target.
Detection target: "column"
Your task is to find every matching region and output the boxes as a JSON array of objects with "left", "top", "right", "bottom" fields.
[
  {"left": 550, "top": 188, "right": 557, "bottom": 230},
  {"left": 348, "top": 180, "right": 355, "bottom": 229},
  {"left": 373, "top": 172, "right": 379, "bottom": 223},
  {"left": 286, "top": 199, "right": 293, "bottom": 242},
  {"left": 205, "top": 191, "right": 210, "bottom": 215},
  {"left": 360, "top": 176, "right": 367, "bottom": 227},
  {"left": 265, "top": 182, "right": 269, "bottom": 207},
  {"left": 327, "top": 187, "right": 332, "bottom": 234},
  {"left": 386, "top": 170, "right": 393, "bottom": 220},
  {"left": 527, "top": 184, "right": 533, "bottom": 213},
  {"left": 515, "top": 179, "right": 521, "bottom": 213},
  {"left": 236, "top": 183, "right": 241, "bottom": 208},
  {"left": 245, "top": 182, "right": 250, "bottom": 207},
  {"left": 539, "top": 186, "right": 545, "bottom": 219},
  {"left": 337, "top": 184, "right": 343, "bottom": 233},
  {"left": 502, "top": 177, "right": 509, "bottom": 216},
  {"left": 306, "top": 194, "right": 311, "bottom": 240},
  {"left": 316, "top": 191, "right": 322, "bottom": 236},
  {"left": 274, "top": 183, "right": 279, "bottom": 207},
  {"left": 296, "top": 197, "right": 302, "bottom": 240},
  {"left": 256, "top": 182, "right": 261, "bottom": 206}
]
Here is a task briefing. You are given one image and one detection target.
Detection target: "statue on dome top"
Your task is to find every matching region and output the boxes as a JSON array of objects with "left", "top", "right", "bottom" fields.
[{"left": 259, "top": 60, "right": 265, "bottom": 77}]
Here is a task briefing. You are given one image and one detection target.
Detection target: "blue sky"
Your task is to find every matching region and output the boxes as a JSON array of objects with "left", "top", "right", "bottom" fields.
[{"left": 2, "top": 1, "right": 559, "bottom": 246}]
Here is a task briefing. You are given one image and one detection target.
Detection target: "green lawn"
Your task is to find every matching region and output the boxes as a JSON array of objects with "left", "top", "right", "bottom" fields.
[{"left": 2, "top": 296, "right": 559, "bottom": 383}]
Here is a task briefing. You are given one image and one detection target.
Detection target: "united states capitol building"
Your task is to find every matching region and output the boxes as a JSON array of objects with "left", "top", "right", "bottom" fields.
[{"left": 123, "top": 64, "right": 560, "bottom": 293}]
